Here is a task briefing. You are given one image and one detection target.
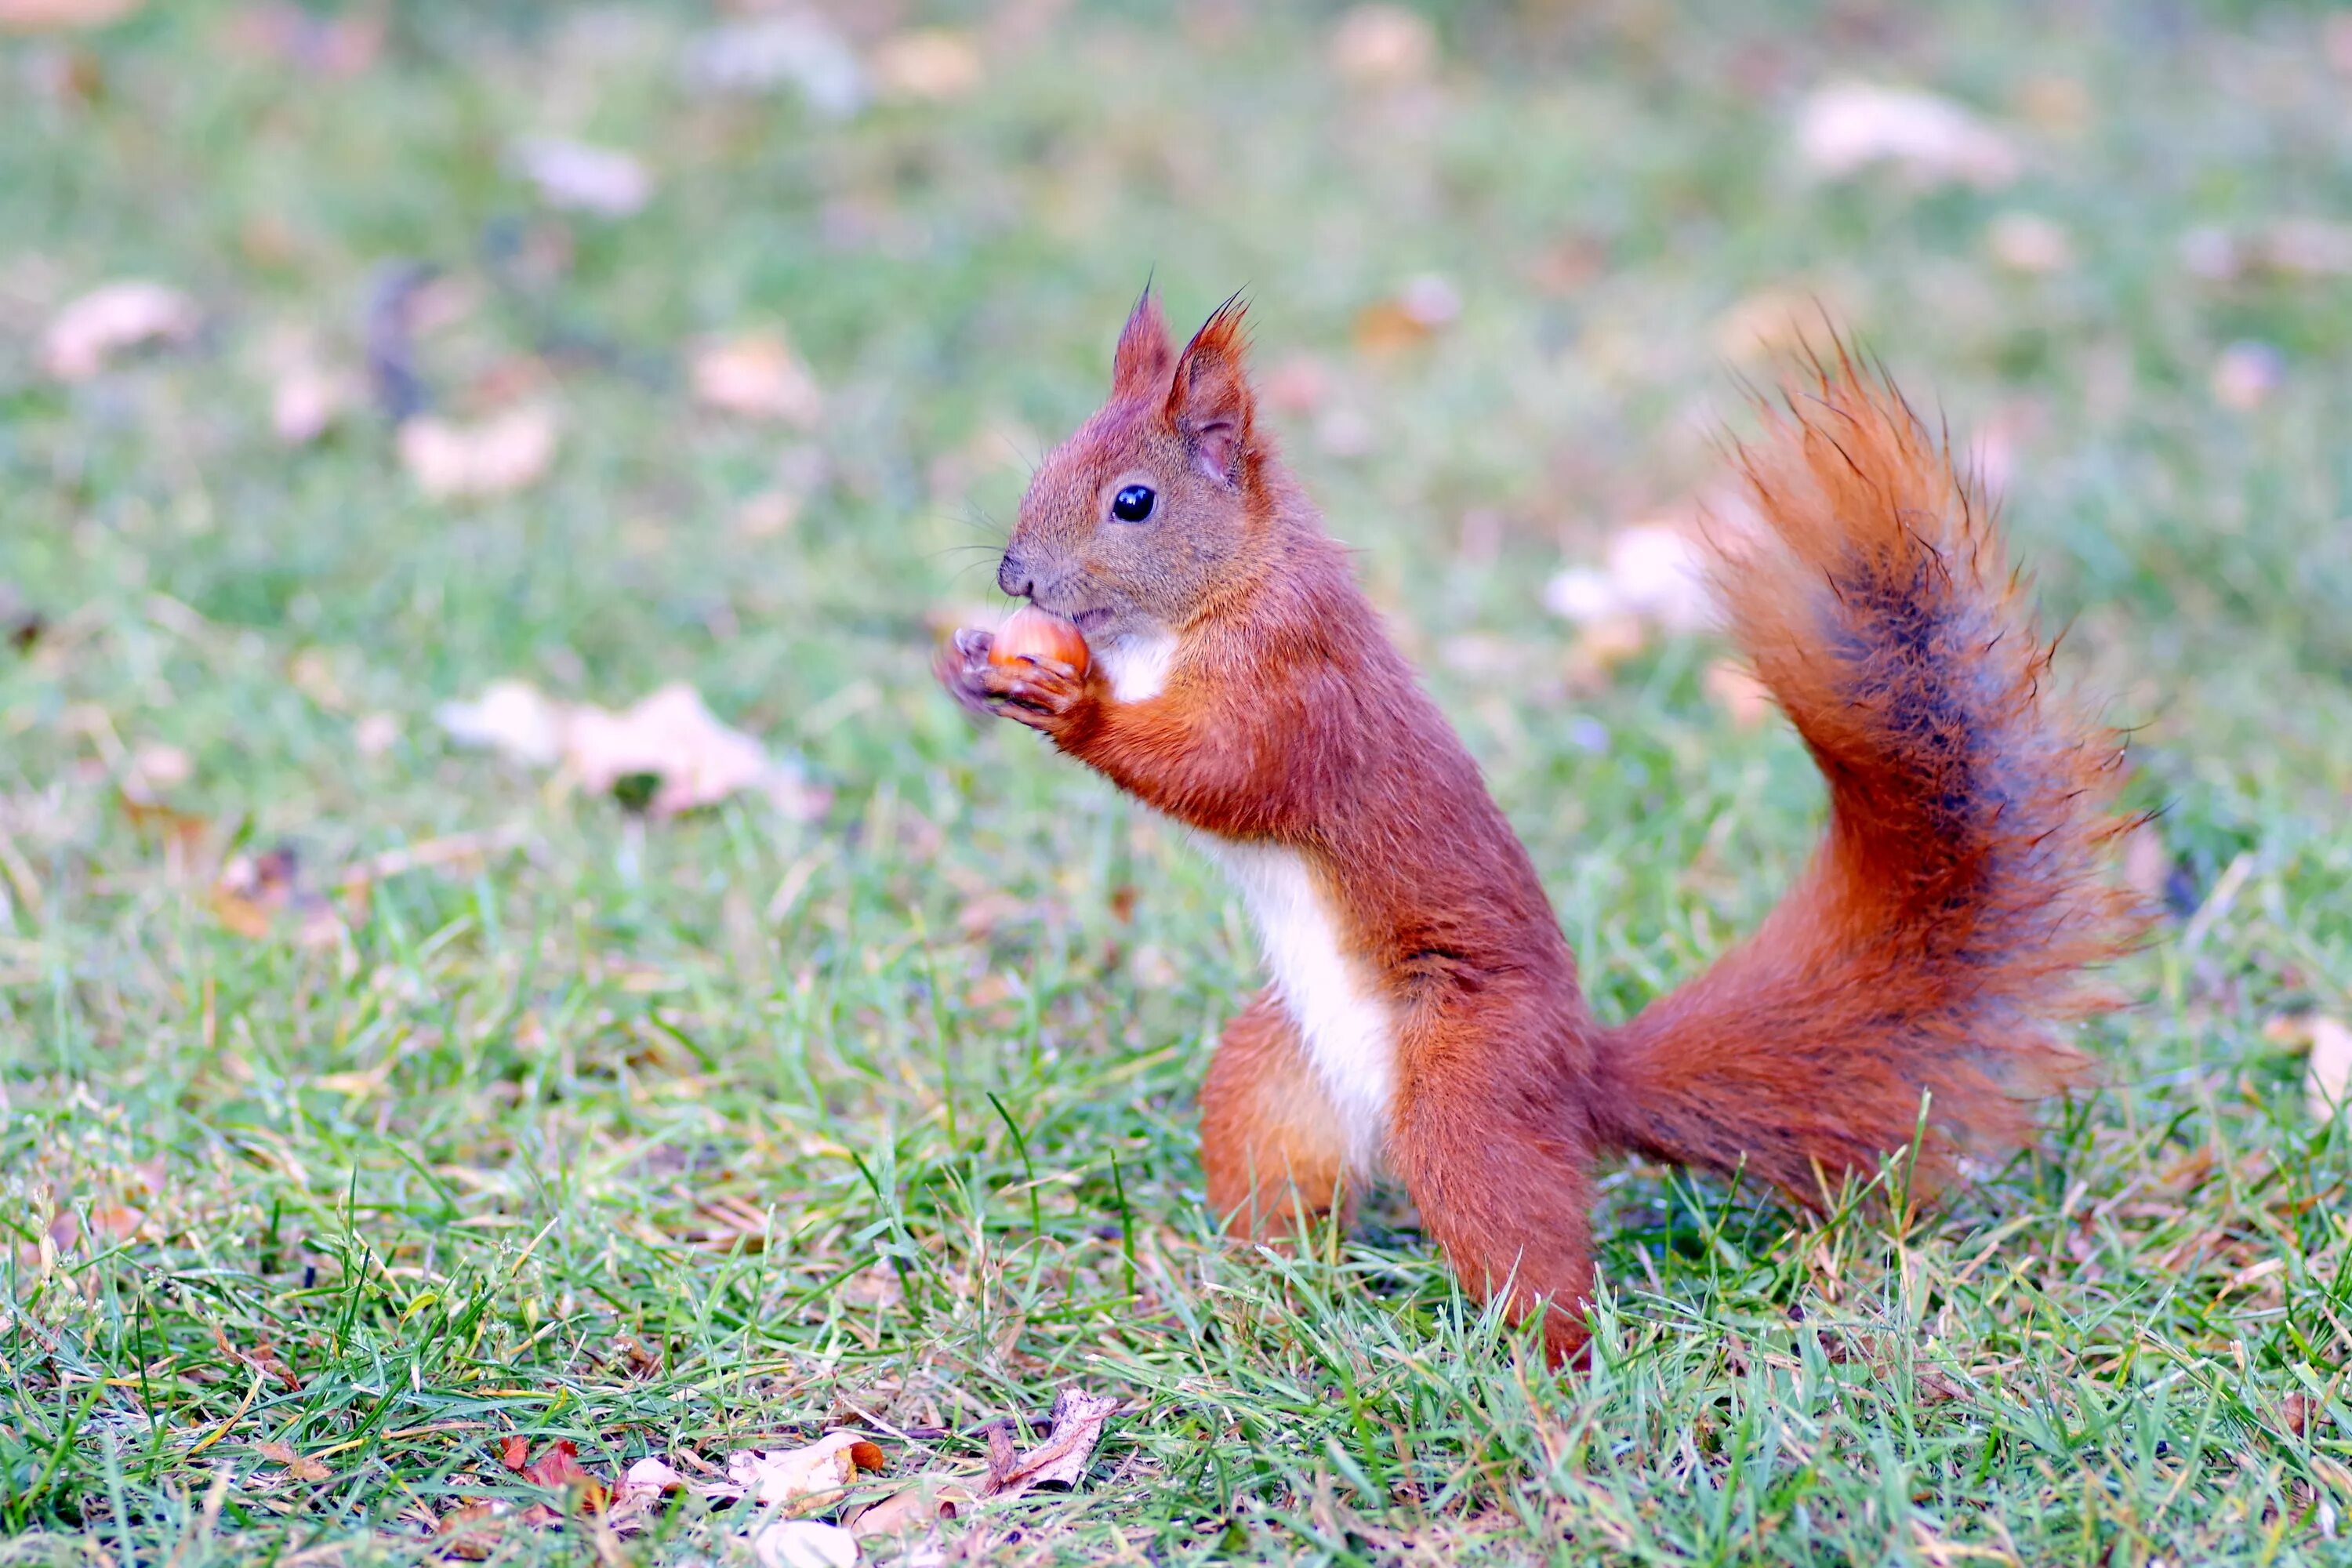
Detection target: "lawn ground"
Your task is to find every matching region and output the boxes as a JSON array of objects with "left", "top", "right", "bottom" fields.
[{"left": 3, "top": 2, "right": 2351, "bottom": 1563}]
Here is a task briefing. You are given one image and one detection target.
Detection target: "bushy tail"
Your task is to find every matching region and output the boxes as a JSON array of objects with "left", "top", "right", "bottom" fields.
[{"left": 1592, "top": 354, "right": 2146, "bottom": 1201}]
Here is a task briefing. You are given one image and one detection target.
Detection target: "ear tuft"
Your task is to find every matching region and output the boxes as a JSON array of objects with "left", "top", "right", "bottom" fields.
[
  {"left": 1112, "top": 286, "right": 1174, "bottom": 399},
  {"left": 1167, "top": 295, "right": 1255, "bottom": 485}
]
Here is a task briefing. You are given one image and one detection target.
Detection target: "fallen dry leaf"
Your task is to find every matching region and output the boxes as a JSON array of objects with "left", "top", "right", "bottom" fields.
[
  {"left": 499, "top": 1436, "right": 612, "bottom": 1516},
  {"left": 41, "top": 281, "right": 198, "bottom": 380},
  {"left": 434, "top": 1500, "right": 506, "bottom": 1559},
  {"left": 870, "top": 27, "right": 981, "bottom": 101},
  {"left": 1987, "top": 212, "right": 2073, "bottom": 274},
  {"left": 397, "top": 405, "right": 560, "bottom": 499},
  {"left": 1352, "top": 274, "right": 1461, "bottom": 354},
  {"left": 2212, "top": 342, "right": 2285, "bottom": 410},
  {"left": 691, "top": 332, "right": 823, "bottom": 425},
  {"left": 847, "top": 1475, "right": 973, "bottom": 1539},
  {"left": 2122, "top": 822, "right": 2170, "bottom": 903},
  {"left": 1703, "top": 659, "right": 1773, "bottom": 728},
  {"left": 1258, "top": 352, "right": 1331, "bottom": 415},
  {"left": 0, "top": 0, "right": 140, "bottom": 29},
  {"left": 1542, "top": 523, "right": 1714, "bottom": 633},
  {"left": 354, "top": 712, "right": 401, "bottom": 759},
  {"left": 437, "top": 680, "right": 828, "bottom": 819},
  {"left": 1565, "top": 615, "right": 1649, "bottom": 685},
  {"left": 717, "top": 1431, "right": 886, "bottom": 1510},
  {"left": 1795, "top": 83, "right": 2019, "bottom": 189},
  {"left": 981, "top": 1387, "right": 1121, "bottom": 1499},
  {"left": 679, "top": 13, "right": 865, "bottom": 117},
  {"left": 126, "top": 740, "right": 192, "bottom": 795},
  {"left": 752, "top": 1519, "right": 860, "bottom": 1568},
  {"left": 256, "top": 1439, "right": 331, "bottom": 1482},
  {"left": 510, "top": 136, "right": 653, "bottom": 217},
  {"left": 2190, "top": 219, "right": 2352, "bottom": 281},
  {"left": 1711, "top": 287, "right": 1833, "bottom": 365},
  {"left": 436, "top": 680, "right": 567, "bottom": 768},
  {"left": 228, "top": 3, "right": 383, "bottom": 76},
  {"left": 1330, "top": 4, "right": 1436, "bottom": 85},
  {"left": 270, "top": 358, "right": 361, "bottom": 445},
  {"left": 2306, "top": 1016, "right": 2352, "bottom": 1123},
  {"left": 212, "top": 846, "right": 349, "bottom": 949},
  {"left": 735, "top": 488, "right": 802, "bottom": 539},
  {"left": 564, "top": 684, "right": 785, "bottom": 815},
  {"left": 213, "top": 1323, "right": 302, "bottom": 1391}
]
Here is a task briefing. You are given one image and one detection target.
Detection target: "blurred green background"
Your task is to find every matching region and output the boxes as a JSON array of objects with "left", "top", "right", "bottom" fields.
[{"left": 3, "top": 2, "right": 2350, "bottom": 1563}]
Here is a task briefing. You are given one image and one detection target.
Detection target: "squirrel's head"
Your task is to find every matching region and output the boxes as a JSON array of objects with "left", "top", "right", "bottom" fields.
[{"left": 997, "top": 292, "right": 1269, "bottom": 645}]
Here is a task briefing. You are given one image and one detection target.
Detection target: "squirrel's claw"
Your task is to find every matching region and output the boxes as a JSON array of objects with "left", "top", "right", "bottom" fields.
[{"left": 936, "top": 628, "right": 1086, "bottom": 731}]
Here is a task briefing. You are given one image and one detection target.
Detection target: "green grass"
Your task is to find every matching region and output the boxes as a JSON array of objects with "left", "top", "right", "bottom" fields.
[{"left": 4, "top": 2, "right": 2351, "bottom": 1563}]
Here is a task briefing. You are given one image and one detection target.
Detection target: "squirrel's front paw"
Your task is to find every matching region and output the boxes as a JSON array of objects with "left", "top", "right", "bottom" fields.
[{"left": 936, "top": 628, "right": 1090, "bottom": 735}]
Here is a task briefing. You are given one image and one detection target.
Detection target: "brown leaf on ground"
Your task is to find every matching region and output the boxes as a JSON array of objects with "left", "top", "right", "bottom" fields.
[
  {"left": 2212, "top": 342, "right": 2285, "bottom": 411},
  {"left": 212, "top": 1323, "right": 302, "bottom": 1391},
  {"left": 846, "top": 1475, "right": 974, "bottom": 1538},
  {"left": 270, "top": 357, "right": 362, "bottom": 445},
  {"left": 116, "top": 789, "right": 209, "bottom": 866},
  {"left": 1711, "top": 286, "right": 1832, "bottom": 365},
  {"left": 1352, "top": 275, "right": 1460, "bottom": 354},
  {"left": 1795, "top": 83, "right": 2020, "bottom": 188},
  {"left": 256, "top": 1439, "right": 332, "bottom": 1481},
  {"left": 435, "top": 680, "right": 566, "bottom": 767},
  {"left": 2305, "top": 1016, "right": 2352, "bottom": 1123},
  {"left": 680, "top": 13, "right": 866, "bottom": 116},
  {"left": 751, "top": 1519, "right": 861, "bottom": 1568},
  {"left": 0, "top": 0, "right": 140, "bottom": 30},
  {"left": 605, "top": 1455, "right": 684, "bottom": 1534},
  {"left": 500, "top": 1438, "right": 612, "bottom": 1515},
  {"left": 212, "top": 846, "right": 347, "bottom": 948},
  {"left": 434, "top": 1500, "right": 503, "bottom": 1559},
  {"left": 397, "top": 405, "right": 560, "bottom": 499},
  {"left": 226, "top": 3, "right": 383, "bottom": 77},
  {"left": 980, "top": 1388, "right": 1122, "bottom": 1499},
  {"left": 691, "top": 332, "right": 823, "bottom": 425},
  {"left": 735, "top": 488, "right": 802, "bottom": 539},
  {"left": 1987, "top": 212, "right": 2074, "bottom": 274},
  {"left": 870, "top": 28, "right": 982, "bottom": 100},
  {"left": 436, "top": 680, "right": 829, "bottom": 819},
  {"left": 1702, "top": 659, "right": 1773, "bottom": 729},
  {"left": 510, "top": 136, "right": 653, "bottom": 217},
  {"left": 564, "top": 684, "right": 784, "bottom": 815},
  {"left": 41, "top": 281, "right": 198, "bottom": 379},
  {"left": 1541, "top": 522, "right": 1715, "bottom": 634},
  {"left": 1330, "top": 4, "right": 1436, "bottom": 85},
  {"left": 712, "top": 1431, "right": 886, "bottom": 1510}
]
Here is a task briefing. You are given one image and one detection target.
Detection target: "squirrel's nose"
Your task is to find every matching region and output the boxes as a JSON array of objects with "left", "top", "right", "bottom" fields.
[{"left": 997, "top": 553, "right": 1033, "bottom": 599}]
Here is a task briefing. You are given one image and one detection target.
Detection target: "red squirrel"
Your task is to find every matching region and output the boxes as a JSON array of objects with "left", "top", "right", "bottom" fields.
[{"left": 937, "top": 293, "right": 2142, "bottom": 1364}]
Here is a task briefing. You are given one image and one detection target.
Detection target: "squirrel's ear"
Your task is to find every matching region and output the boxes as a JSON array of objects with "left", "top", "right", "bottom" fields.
[
  {"left": 1112, "top": 289, "right": 1173, "bottom": 399},
  {"left": 1167, "top": 298, "right": 1254, "bottom": 486}
]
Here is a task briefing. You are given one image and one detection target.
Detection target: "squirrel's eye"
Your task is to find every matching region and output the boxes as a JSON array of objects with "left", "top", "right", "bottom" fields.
[{"left": 1110, "top": 484, "right": 1156, "bottom": 523}]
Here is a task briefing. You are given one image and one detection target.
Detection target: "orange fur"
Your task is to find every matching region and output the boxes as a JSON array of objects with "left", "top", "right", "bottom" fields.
[
  {"left": 938, "top": 302, "right": 2144, "bottom": 1366},
  {"left": 1594, "top": 352, "right": 2146, "bottom": 1197},
  {"left": 1198, "top": 989, "right": 1353, "bottom": 1235}
]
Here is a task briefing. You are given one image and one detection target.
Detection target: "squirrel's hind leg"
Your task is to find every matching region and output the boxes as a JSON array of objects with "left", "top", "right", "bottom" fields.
[
  {"left": 1200, "top": 989, "right": 1354, "bottom": 1240},
  {"left": 1392, "top": 1009, "right": 1599, "bottom": 1366}
]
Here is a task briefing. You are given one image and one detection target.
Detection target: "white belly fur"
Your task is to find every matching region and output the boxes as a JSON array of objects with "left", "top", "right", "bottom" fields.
[
  {"left": 1202, "top": 837, "right": 1398, "bottom": 1173},
  {"left": 1095, "top": 630, "right": 1178, "bottom": 703}
]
